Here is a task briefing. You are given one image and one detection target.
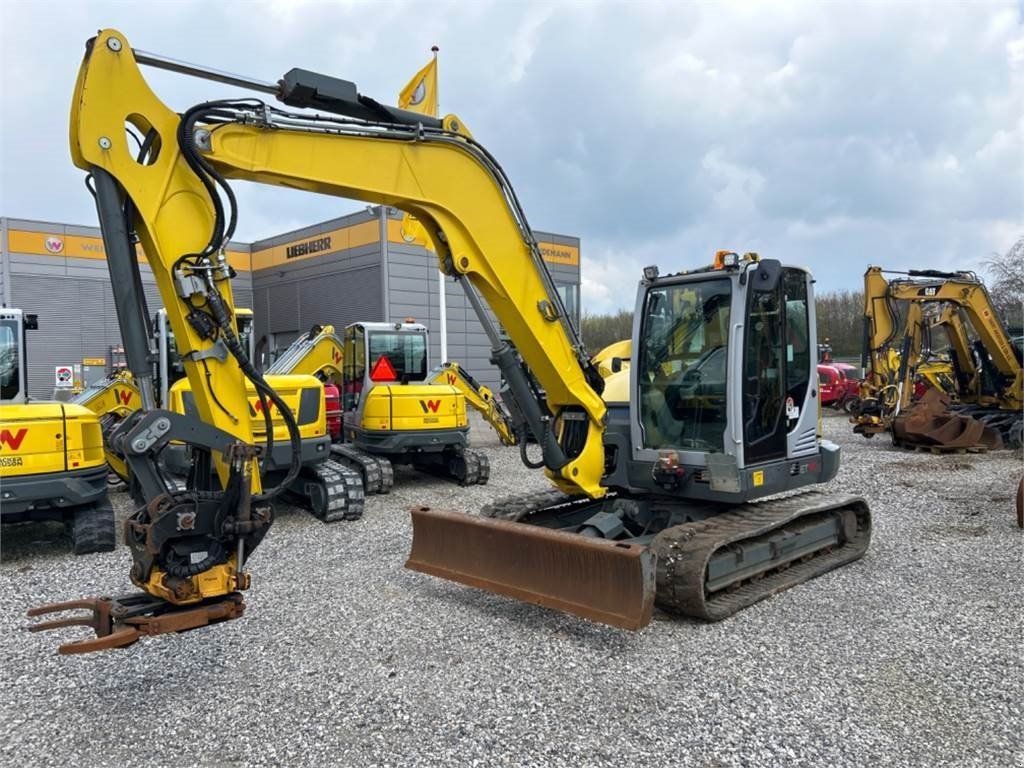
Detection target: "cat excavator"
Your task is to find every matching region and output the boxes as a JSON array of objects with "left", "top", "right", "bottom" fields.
[
  {"left": 30, "top": 32, "right": 871, "bottom": 653},
  {"left": 853, "top": 266, "right": 1021, "bottom": 449}
]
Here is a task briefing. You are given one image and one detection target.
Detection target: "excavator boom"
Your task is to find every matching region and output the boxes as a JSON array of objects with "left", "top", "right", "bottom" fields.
[{"left": 31, "top": 29, "right": 645, "bottom": 646}]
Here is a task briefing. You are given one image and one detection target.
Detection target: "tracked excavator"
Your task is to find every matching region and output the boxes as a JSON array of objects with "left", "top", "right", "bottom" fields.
[
  {"left": 0, "top": 308, "right": 116, "bottom": 554},
  {"left": 266, "top": 322, "right": 506, "bottom": 491},
  {"left": 73, "top": 310, "right": 362, "bottom": 521},
  {"left": 30, "top": 32, "right": 871, "bottom": 653},
  {"left": 853, "top": 266, "right": 1021, "bottom": 449}
]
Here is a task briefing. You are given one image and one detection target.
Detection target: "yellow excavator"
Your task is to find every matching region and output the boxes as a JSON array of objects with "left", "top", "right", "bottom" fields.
[
  {"left": 0, "top": 308, "right": 115, "bottom": 554},
  {"left": 30, "top": 32, "right": 871, "bottom": 652},
  {"left": 266, "top": 322, "right": 512, "bottom": 492},
  {"left": 853, "top": 266, "right": 1021, "bottom": 448},
  {"left": 73, "top": 310, "right": 363, "bottom": 521}
]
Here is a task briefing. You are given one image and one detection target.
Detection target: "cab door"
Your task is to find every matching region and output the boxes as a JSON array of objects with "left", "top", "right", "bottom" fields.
[{"left": 742, "top": 266, "right": 812, "bottom": 465}]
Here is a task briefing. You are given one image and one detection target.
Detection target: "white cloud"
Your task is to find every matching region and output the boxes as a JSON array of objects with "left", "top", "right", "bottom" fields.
[{"left": 0, "top": 0, "right": 1020, "bottom": 317}]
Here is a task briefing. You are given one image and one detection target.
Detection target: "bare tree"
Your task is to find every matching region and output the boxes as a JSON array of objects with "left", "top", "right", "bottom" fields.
[
  {"left": 815, "top": 290, "right": 865, "bottom": 358},
  {"left": 982, "top": 236, "right": 1024, "bottom": 332},
  {"left": 580, "top": 310, "right": 634, "bottom": 352}
]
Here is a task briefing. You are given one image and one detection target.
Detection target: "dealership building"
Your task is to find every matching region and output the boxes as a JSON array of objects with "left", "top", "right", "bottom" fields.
[{"left": 0, "top": 209, "right": 581, "bottom": 398}]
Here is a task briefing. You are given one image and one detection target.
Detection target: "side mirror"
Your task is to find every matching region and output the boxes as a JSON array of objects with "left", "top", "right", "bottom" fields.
[
  {"left": 24, "top": 314, "right": 39, "bottom": 330},
  {"left": 752, "top": 259, "right": 782, "bottom": 293},
  {"left": 610, "top": 357, "right": 623, "bottom": 374}
]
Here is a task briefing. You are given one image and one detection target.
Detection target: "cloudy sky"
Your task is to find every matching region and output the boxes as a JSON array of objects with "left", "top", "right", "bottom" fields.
[{"left": 1, "top": 1, "right": 1021, "bottom": 314}]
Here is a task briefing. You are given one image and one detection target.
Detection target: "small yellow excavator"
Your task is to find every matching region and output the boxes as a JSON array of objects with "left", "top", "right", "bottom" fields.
[
  {"left": 29, "top": 33, "right": 872, "bottom": 653},
  {"left": 0, "top": 308, "right": 115, "bottom": 554},
  {"left": 74, "top": 310, "right": 363, "bottom": 521},
  {"left": 336, "top": 321, "right": 490, "bottom": 489},
  {"left": 266, "top": 322, "right": 512, "bottom": 492}
]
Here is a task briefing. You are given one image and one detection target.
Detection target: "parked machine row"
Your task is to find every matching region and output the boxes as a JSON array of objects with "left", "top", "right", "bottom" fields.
[{"left": 852, "top": 266, "right": 1022, "bottom": 450}]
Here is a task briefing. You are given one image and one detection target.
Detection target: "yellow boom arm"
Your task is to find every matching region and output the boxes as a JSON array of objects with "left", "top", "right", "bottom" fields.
[{"left": 71, "top": 29, "right": 606, "bottom": 497}]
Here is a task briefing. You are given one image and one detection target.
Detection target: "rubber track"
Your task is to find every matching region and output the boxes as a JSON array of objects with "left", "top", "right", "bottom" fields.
[
  {"left": 481, "top": 488, "right": 574, "bottom": 521},
  {"left": 481, "top": 488, "right": 871, "bottom": 622},
  {"left": 301, "top": 461, "right": 365, "bottom": 523},
  {"left": 71, "top": 498, "right": 117, "bottom": 555},
  {"left": 651, "top": 491, "right": 871, "bottom": 621},
  {"left": 330, "top": 444, "right": 393, "bottom": 494}
]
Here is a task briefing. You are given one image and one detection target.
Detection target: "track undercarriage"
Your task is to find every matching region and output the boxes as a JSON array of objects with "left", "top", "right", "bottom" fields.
[
  {"left": 407, "top": 488, "right": 871, "bottom": 629},
  {"left": 331, "top": 443, "right": 490, "bottom": 492}
]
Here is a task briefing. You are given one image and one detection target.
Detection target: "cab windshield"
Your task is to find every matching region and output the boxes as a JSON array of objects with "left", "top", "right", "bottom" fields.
[
  {"left": 638, "top": 279, "right": 731, "bottom": 452},
  {"left": 0, "top": 320, "right": 20, "bottom": 402},
  {"left": 368, "top": 332, "right": 427, "bottom": 382}
]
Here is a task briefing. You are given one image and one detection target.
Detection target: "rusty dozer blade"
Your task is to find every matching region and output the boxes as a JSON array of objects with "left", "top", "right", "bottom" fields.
[
  {"left": 27, "top": 593, "right": 245, "bottom": 655},
  {"left": 406, "top": 507, "right": 656, "bottom": 630},
  {"left": 893, "top": 389, "right": 1003, "bottom": 450}
]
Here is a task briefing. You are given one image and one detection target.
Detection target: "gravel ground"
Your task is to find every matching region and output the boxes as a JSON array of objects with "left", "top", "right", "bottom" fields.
[{"left": 1, "top": 413, "right": 1021, "bottom": 767}]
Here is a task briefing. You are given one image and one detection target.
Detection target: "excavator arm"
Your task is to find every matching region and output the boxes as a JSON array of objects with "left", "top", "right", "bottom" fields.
[
  {"left": 31, "top": 29, "right": 640, "bottom": 647},
  {"left": 426, "top": 362, "right": 517, "bottom": 446},
  {"left": 71, "top": 32, "right": 604, "bottom": 495},
  {"left": 265, "top": 325, "right": 345, "bottom": 384},
  {"left": 69, "top": 371, "right": 142, "bottom": 482},
  {"left": 853, "top": 266, "right": 1020, "bottom": 448}
]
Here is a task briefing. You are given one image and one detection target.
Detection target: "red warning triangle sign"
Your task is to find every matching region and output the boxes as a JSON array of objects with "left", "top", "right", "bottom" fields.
[{"left": 369, "top": 354, "right": 398, "bottom": 382}]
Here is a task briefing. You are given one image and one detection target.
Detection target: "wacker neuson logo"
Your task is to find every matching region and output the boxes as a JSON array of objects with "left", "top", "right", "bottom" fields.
[{"left": 286, "top": 236, "right": 332, "bottom": 259}]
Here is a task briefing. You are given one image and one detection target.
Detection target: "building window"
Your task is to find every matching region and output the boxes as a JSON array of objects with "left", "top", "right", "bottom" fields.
[{"left": 555, "top": 283, "right": 580, "bottom": 332}]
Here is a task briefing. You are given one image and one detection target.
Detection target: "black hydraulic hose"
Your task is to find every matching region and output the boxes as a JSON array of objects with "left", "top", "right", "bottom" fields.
[{"left": 204, "top": 286, "right": 302, "bottom": 501}]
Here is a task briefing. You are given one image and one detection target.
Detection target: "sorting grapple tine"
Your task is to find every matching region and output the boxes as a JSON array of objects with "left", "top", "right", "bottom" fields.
[
  {"left": 55, "top": 627, "right": 142, "bottom": 655},
  {"left": 26, "top": 597, "right": 139, "bottom": 655},
  {"left": 406, "top": 506, "right": 656, "bottom": 631},
  {"left": 27, "top": 593, "right": 247, "bottom": 655}
]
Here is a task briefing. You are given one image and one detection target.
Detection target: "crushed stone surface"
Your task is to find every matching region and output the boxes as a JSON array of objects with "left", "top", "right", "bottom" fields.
[{"left": 1, "top": 413, "right": 1021, "bottom": 767}]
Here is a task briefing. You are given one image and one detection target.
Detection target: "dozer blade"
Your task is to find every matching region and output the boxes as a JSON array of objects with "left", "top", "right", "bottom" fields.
[{"left": 406, "top": 507, "right": 656, "bottom": 630}]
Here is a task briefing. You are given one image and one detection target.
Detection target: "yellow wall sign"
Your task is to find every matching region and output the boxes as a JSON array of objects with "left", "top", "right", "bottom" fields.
[
  {"left": 251, "top": 221, "right": 381, "bottom": 271},
  {"left": 82, "top": 358, "right": 106, "bottom": 366},
  {"left": 752, "top": 470, "right": 764, "bottom": 487},
  {"left": 7, "top": 229, "right": 251, "bottom": 271},
  {"left": 537, "top": 241, "right": 580, "bottom": 267}
]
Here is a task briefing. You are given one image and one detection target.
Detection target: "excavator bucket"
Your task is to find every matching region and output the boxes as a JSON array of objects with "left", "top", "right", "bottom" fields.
[
  {"left": 406, "top": 507, "right": 656, "bottom": 630},
  {"left": 893, "top": 389, "right": 1003, "bottom": 451}
]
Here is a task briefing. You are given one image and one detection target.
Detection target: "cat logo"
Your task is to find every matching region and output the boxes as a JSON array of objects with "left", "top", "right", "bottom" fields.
[
  {"left": 419, "top": 399, "right": 441, "bottom": 414},
  {"left": 0, "top": 428, "right": 28, "bottom": 451}
]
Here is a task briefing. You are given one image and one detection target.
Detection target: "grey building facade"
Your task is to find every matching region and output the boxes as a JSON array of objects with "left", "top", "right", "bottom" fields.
[{"left": 2, "top": 210, "right": 580, "bottom": 397}]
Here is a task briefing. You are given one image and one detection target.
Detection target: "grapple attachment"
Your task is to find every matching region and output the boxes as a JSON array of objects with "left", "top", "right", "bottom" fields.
[
  {"left": 405, "top": 507, "right": 656, "bottom": 630},
  {"left": 27, "top": 592, "right": 245, "bottom": 655}
]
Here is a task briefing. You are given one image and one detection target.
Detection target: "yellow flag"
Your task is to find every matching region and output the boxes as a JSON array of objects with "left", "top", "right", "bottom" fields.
[
  {"left": 398, "top": 55, "right": 438, "bottom": 117},
  {"left": 398, "top": 50, "right": 439, "bottom": 247}
]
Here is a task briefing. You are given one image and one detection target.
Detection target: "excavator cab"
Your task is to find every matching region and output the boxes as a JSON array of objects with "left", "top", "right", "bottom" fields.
[
  {"left": 334, "top": 322, "right": 489, "bottom": 488},
  {"left": 410, "top": 256, "right": 869, "bottom": 628}
]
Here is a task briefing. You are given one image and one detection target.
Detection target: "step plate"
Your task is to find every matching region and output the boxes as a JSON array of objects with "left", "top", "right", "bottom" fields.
[{"left": 406, "top": 507, "right": 655, "bottom": 630}]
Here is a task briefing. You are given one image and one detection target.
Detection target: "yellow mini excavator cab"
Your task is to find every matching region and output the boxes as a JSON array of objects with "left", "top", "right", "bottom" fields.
[
  {"left": 0, "top": 308, "right": 115, "bottom": 554},
  {"left": 331, "top": 321, "right": 489, "bottom": 491}
]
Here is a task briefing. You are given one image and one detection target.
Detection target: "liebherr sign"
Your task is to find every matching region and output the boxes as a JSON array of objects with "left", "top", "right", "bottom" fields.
[{"left": 286, "top": 236, "right": 332, "bottom": 259}]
